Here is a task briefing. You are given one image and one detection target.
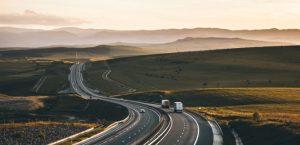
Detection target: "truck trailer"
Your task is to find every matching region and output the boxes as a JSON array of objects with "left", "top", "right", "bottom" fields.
[{"left": 174, "top": 102, "right": 183, "bottom": 113}]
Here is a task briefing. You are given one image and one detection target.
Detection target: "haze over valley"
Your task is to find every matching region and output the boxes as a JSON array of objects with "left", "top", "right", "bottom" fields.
[{"left": 0, "top": 27, "right": 297, "bottom": 50}]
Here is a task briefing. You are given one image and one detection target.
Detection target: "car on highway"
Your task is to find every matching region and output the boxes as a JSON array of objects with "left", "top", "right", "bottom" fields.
[
  {"left": 161, "top": 99, "right": 170, "bottom": 108},
  {"left": 140, "top": 109, "right": 146, "bottom": 113}
]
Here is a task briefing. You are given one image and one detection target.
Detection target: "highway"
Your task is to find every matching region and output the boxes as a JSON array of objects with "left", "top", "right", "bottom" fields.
[
  {"left": 70, "top": 63, "right": 165, "bottom": 145},
  {"left": 69, "top": 63, "right": 217, "bottom": 145}
]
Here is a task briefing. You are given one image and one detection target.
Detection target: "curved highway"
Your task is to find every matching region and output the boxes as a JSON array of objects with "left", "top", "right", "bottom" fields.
[
  {"left": 69, "top": 63, "right": 216, "bottom": 145},
  {"left": 70, "top": 63, "right": 164, "bottom": 145}
]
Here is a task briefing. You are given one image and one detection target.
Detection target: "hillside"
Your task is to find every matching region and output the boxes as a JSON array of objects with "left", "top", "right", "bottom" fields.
[
  {"left": 1, "top": 27, "right": 300, "bottom": 47},
  {"left": 0, "top": 45, "right": 156, "bottom": 61},
  {"left": 142, "top": 37, "right": 290, "bottom": 52},
  {"left": 85, "top": 45, "right": 300, "bottom": 95}
]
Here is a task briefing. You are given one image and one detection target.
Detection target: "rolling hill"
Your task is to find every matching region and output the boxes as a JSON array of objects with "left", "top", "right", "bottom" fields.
[
  {"left": 0, "top": 45, "right": 156, "bottom": 61},
  {"left": 85, "top": 45, "right": 300, "bottom": 95},
  {"left": 138, "top": 37, "right": 291, "bottom": 52}
]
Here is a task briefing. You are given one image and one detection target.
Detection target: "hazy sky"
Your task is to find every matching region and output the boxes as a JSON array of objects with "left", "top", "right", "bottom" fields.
[{"left": 0, "top": 0, "right": 299, "bottom": 30}]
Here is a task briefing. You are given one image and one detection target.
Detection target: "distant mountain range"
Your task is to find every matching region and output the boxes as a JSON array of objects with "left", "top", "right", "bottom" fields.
[
  {"left": 113, "top": 37, "right": 291, "bottom": 52},
  {"left": 0, "top": 27, "right": 299, "bottom": 48}
]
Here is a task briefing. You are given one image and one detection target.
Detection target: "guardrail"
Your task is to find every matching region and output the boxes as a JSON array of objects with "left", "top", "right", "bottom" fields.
[
  {"left": 48, "top": 127, "right": 94, "bottom": 145},
  {"left": 48, "top": 114, "right": 131, "bottom": 145},
  {"left": 74, "top": 113, "right": 132, "bottom": 145},
  {"left": 211, "top": 119, "right": 223, "bottom": 136}
]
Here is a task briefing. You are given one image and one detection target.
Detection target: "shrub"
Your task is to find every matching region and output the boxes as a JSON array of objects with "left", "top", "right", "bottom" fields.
[{"left": 253, "top": 112, "right": 261, "bottom": 122}]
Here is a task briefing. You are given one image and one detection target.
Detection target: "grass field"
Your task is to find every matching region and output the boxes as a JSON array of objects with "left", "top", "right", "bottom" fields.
[
  {"left": 85, "top": 46, "right": 300, "bottom": 95},
  {"left": 0, "top": 94, "right": 128, "bottom": 123},
  {"left": 0, "top": 60, "right": 70, "bottom": 96},
  {"left": 164, "top": 88, "right": 300, "bottom": 106},
  {"left": 37, "top": 62, "right": 71, "bottom": 95},
  {"left": 189, "top": 102, "right": 300, "bottom": 145},
  {"left": 0, "top": 123, "right": 91, "bottom": 145},
  {"left": 0, "top": 93, "right": 129, "bottom": 145},
  {"left": 84, "top": 61, "right": 130, "bottom": 95},
  {"left": 0, "top": 60, "right": 47, "bottom": 96}
]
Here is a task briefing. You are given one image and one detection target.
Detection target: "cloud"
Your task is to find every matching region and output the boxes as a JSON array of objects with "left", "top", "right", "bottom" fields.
[{"left": 0, "top": 10, "right": 88, "bottom": 26}]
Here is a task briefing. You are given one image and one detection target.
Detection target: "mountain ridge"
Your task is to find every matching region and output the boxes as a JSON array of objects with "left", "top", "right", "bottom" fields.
[{"left": 0, "top": 27, "right": 300, "bottom": 47}]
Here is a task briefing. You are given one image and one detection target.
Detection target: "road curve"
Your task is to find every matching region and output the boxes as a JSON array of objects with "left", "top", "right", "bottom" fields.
[{"left": 70, "top": 63, "right": 163, "bottom": 145}]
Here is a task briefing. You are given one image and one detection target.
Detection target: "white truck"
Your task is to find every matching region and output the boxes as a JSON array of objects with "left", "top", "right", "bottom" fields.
[
  {"left": 161, "top": 100, "right": 170, "bottom": 108},
  {"left": 174, "top": 102, "right": 183, "bottom": 113}
]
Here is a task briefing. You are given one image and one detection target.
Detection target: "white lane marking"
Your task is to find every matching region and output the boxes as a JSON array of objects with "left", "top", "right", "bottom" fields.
[
  {"left": 184, "top": 112, "right": 200, "bottom": 145},
  {"left": 155, "top": 113, "right": 173, "bottom": 145}
]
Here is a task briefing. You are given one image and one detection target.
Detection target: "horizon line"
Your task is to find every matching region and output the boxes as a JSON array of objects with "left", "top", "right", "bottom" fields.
[{"left": 1, "top": 25, "right": 300, "bottom": 32}]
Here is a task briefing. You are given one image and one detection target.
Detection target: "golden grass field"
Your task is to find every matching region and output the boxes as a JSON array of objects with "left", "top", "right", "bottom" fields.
[
  {"left": 0, "top": 121, "right": 96, "bottom": 129},
  {"left": 186, "top": 88, "right": 300, "bottom": 134}
]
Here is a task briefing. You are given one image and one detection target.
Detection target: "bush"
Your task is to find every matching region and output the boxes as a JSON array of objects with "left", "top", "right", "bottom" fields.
[{"left": 253, "top": 112, "right": 261, "bottom": 122}]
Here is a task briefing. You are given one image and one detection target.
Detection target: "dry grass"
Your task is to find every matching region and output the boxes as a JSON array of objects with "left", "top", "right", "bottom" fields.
[
  {"left": 186, "top": 88, "right": 300, "bottom": 135},
  {"left": 187, "top": 88, "right": 300, "bottom": 122},
  {"left": 190, "top": 104, "right": 300, "bottom": 123},
  {"left": 162, "top": 88, "right": 300, "bottom": 107},
  {"left": 203, "top": 88, "right": 300, "bottom": 102},
  {"left": 0, "top": 95, "right": 48, "bottom": 111},
  {"left": 169, "top": 87, "right": 300, "bottom": 101},
  {"left": 0, "top": 121, "right": 96, "bottom": 129}
]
